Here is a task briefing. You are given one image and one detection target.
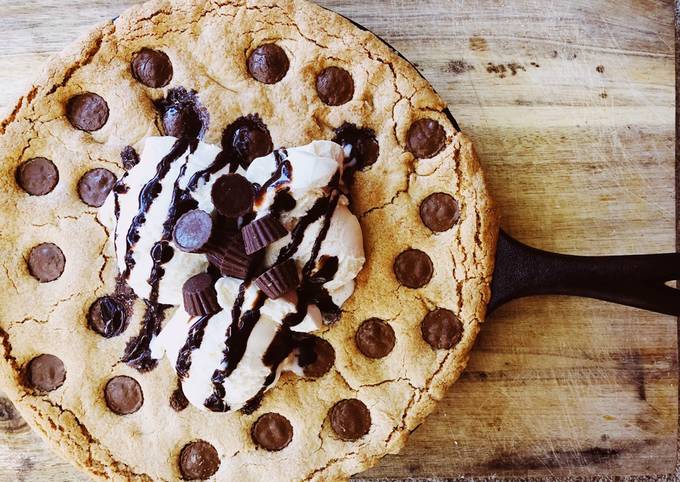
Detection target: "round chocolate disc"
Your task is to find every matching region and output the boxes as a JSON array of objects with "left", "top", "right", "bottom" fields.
[
  {"left": 406, "top": 118, "right": 446, "bottom": 159},
  {"left": 179, "top": 440, "right": 220, "bottom": 480},
  {"left": 78, "top": 168, "right": 117, "bottom": 207},
  {"left": 120, "top": 146, "right": 140, "bottom": 170},
  {"left": 173, "top": 209, "right": 213, "bottom": 253},
  {"left": 27, "top": 243, "right": 65, "bottom": 283},
  {"left": 355, "top": 318, "right": 396, "bottom": 359},
  {"left": 420, "top": 192, "right": 460, "bottom": 232},
  {"left": 316, "top": 66, "right": 354, "bottom": 106},
  {"left": 330, "top": 398, "right": 371, "bottom": 441},
  {"left": 332, "top": 123, "right": 380, "bottom": 169},
  {"left": 16, "top": 157, "right": 59, "bottom": 196},
  {"left": 211, "top": 174, "right": 254, "bottom": 218},
  {"left": 162, "top": 105, "right": 202, "bottom": 138},
  {"left": 393, "top": 249, "right": 433, "bottom": 289},
  {"left": 67, "top": 92, "right": 109, "bottom": 132},
  {"left": 170, "top": 386, "right": 189, "bottom": 412},
  {"left": 421, "top": 308, "right": 463, "bottom": 350},
  {"left": 88, "top": 296, "right": 127, "bottom": 338},
  {"left": 157, "top": 87, "right": 207, "bottom": 139},
  {"left": 300, "top": 336, "right": 335, "bottom": 378},
  {"left": 251, "top": 412, "right": 293, "bottom": 451},
  {"left": 104, "top": 376, "right": 144, "bottom": 415},
  {"left": 26, "top": 354, "right": 66, "bottom": 393},
  {"left": 131, "top": 48, "right": 173, "bottom": 88},
  {"left": 247, "top": 44, "right": 289, "bottom": 84},
  {"left": 233, "top": 124, "right": 272, "bottom": 166}
]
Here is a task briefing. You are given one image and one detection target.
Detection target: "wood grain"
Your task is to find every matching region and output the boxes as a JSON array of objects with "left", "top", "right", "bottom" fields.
[{"left": 0, "top": 0, "right": 676, "bottom": 480}]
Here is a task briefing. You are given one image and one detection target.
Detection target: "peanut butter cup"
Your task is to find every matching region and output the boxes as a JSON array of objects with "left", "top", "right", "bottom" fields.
[
  {"left": 252, "top": 413, "right": 293, "bottom": 451},
  {"left": 179, "top": 441, "right": 220, "bottom": 480},
  {"left": 421, "top": 308, "right": 463, "bottom": 349},
  {"left": 27, "top": 243, "right": 65, "bottom": 283},
  {"left": 407, "top": 118, "right": 446, "bottom": 159},
  {"left": 25, "top": 354, "right": 66, "bottom": 393},
  {"left": 131, "top": 48, "right": 173, "bottom": 88},
  {"left": 104, "top": 376, "right": 144, "bottom": 415},
  {"left": 16, "top": 157, "right": 59, "bottom": 196},
  {"left": 78, "top": 168, "right": 117, "bottom": 207},
  {"left": 247, "top": 44, "right": 289, "bottom": 84},
  {"left": 393, "top": 249, "right": 433, "bottom": 288},
  {"left": 255, "top": 258, "right": 299, "bottom": 299},
  {"left": 67, "top": 93, "right": 109, "bottom": 132},
  {"left": 242, "top": 214, "right": 288, "bottom": 255},
  {"left": 182, "top": 273, "right": 220, "bottom": 316},
  {"left": 173, "top": 209, "right": 214, "bottom": 253},
  {"left": 330, "top": 399, "right": 371, "bottom": 441}
]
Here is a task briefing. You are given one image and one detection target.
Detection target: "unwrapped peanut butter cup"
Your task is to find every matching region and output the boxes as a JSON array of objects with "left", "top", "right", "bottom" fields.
[
  {"left": 211, "top": 173, "right": 254, "bottom": 218},
  {"left": 182, "top": 273, "right": 221, "bottom": 316},
  {"left": 242, "top": 214, "right": 288, "bottom": 255},
  {"left": 206, "top": 235, "right": 252, "bottom": 279},
  {"left": 255, "top": 258, "right": 299, "bottom": 299},
  {"left": 173, "top": 209, "right": 214, "bottom": 253}
]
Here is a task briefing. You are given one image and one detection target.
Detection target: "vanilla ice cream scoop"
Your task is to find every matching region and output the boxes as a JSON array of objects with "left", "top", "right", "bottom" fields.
[{"left": 102, "top": 137, "right": 364, "bottom": 411}]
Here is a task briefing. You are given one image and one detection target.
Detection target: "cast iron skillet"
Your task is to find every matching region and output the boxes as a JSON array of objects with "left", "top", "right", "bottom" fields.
[{"left": 334, "top": 11, "right": 680, "bottom": 317}]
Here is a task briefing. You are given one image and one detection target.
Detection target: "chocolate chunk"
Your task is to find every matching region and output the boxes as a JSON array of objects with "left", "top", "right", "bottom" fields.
[
  {"left": 27, "top": 243, "right": 65, "bottom": 283},
  {"left": 16, "top": 157, "right": 59, "bottom": 196},
  {"left": 211, "top": 174, "right": 254, "bottom": 218},
  {"left": 420, "top": 192, "right": 460, "bottom": 232},
  {"left": 173, "top": 210, "right": 213, "bottom": 253},
  {"left": 421, "top": 308, "right": 463, "bottom": 350},
  {"left": 163, "top": 107, "right": 201, "bottom": 138},
  {"left": 406, "top": 118, "right": 447, "bottom": 159},
  {"left": 251, "top": 413, "right": 293, "bottom": 451},
  {"left": 183, "top": 273, "right": 220, "bottom": 316},
  {"left": 120, "top": 146, "right": 140, "bottom": 170},
  {"left": 329, "top": 399, "right": 371, "bottom": 441},
  {"left": 242, "top": 214, "right": 288, "bottom": 254},
  {"left": 26, "top": 354, "right": 65, "bottom": 393},
  {"left": 206, "top": 235, "right": 252, "bottom": 279},
  {"left": 156, "top": 87, "right": 208, "bottom": 139},
  {"left": 255, "top": 258, "right": 299, "bottom": 299},
  {"left": 298, "top": 336, "right": 335, "bottom": 378},
  {"left": 88, "top": 296, "right": 127, "bottom": 338},
  {"left": 393, "top": 249, "right": 433, "bottom": 288},
  {"left": 222, "top": 115, "right": 273, "bottom": 168},
  {"left": 67, "top": 93, "right": 109, "bottom": 132},
  {"left": 316, "top": 67, "right": 354, "bottom": 106},
  {"left": 77, "top": 168, "right": 117, "bottom": 207},
  {"left": 247, "top": 44, "right": 289, "bottom": 84},
  {"left": 355, "top": 318, "right": 395, "bottom": 359},
  {"left": 333, "top": 123, "right": 379, "bottom": 169},
  {"left": 131, "top": 48, "right": 173, "bottom": 88},
  {"left": 104, "top": 376, "right": 143, "bottom": 415},
  {"left": 170, "top": 385, "right": 189, "bottom": 412},
  {"left": 179, "top": 441, "right": 220, "bottom": 480}
]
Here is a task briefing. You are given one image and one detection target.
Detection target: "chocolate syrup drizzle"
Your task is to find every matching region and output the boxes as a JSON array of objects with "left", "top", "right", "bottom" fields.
[
  {"left": 114, "top": 131, "right": 353, "bottom": 409},
  {"left": 122, "top": 138, "right": 194, "bottom": 278},
  {"left": 176, "top": 314, "right": 215, "bottom": 378},
  {"left": 121, "top": 137, "right": 200, "bottom": 371},
  {"left": 202, "top": 150, "right": 343, "bottom": 412},
  {"left": 204, "top": 288, "right": 267, "bottom": 412}
]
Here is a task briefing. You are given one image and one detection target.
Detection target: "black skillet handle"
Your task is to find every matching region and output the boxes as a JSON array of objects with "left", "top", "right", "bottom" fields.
[{"left": 488, "top": 231, "right": 680, "bottom": 316}]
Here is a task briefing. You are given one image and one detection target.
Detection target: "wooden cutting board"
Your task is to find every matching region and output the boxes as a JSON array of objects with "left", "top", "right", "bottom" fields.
[{"left": 0, "top": 0, "right": 676, "bottom": 480}]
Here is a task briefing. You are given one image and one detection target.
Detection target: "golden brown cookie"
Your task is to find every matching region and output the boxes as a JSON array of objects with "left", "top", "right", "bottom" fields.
[{"left": 0, "top": 0, "right": 498, "bottom": 480}]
